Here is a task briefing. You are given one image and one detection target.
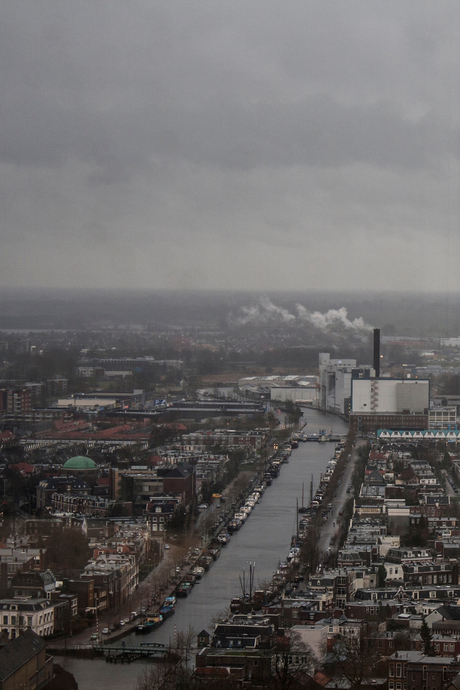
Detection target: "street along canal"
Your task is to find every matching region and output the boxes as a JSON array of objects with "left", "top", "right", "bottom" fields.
[{"left": 56, "top": 408, "right": 348, "bottom": 689}]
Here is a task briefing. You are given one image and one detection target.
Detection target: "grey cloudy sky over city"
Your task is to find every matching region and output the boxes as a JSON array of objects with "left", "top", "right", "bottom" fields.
[{"left": 2, "top": 1, "right": 460, "bottom": 293}]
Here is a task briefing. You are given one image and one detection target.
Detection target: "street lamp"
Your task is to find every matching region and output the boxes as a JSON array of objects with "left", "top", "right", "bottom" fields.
[{"left": 85, "top": 606, "right": 99, "bottom": 642}]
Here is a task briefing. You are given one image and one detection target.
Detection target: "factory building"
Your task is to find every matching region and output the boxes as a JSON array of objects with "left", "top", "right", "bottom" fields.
[
  {"left": 349, "top": 377, "right": 430, "bottom": 433},
  {"left": 318, "top": 353, "right": 374, "bottom": 416}
]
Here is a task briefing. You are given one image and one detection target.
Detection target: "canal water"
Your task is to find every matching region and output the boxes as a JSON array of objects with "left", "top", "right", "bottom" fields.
[{"left": 56, "top": 408, "right": 348, "bottom": 689}]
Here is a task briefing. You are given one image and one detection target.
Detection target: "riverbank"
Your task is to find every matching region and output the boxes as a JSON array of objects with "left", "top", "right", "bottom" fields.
[
  {"left": 51, "top": 436, "right": 301, "bottom": 653},
  {"left": 52, "top": 408, "right": 350, "bottom": 689}
]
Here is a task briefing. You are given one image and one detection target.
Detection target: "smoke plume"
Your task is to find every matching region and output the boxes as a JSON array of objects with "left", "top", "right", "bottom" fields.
[
  {"left": 295, "top": 305, "right": 373, "bottom": 331},
  {"left": 228, "top": 298, "right": 373, "bottom": 331}
]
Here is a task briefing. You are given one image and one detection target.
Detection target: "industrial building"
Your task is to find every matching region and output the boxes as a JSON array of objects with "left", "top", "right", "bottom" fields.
[
  {"left": 349, "top": 376, "right": 430, "bottom": 433},
  {"left": 318, "top": 353, "right": 374, "bottom": 416},
  {"left": 321, "top": 330, "right": 434, "bottom": 433}
]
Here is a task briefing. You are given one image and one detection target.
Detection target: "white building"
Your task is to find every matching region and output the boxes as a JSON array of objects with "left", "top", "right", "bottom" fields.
[
  {"left": 428, "top": 406, "right": 457, "bottom": 430},
  {"left": 56, "top": 396, "right": 117, "bottom": 411},
  {"left": 351, "top": 378, "right": 430, "bottom": 415},
  {"left": 319, "top": 353, "right": 357, "bottom": 414},
  {"left": 0, "top": 598, "right": 54, "bottom": 640},
  {"left": 319, "top": 353, "right": 374, "bottom": 415},
  {"left": 270, "top": 381, "right": 318, "bottom": 405}
]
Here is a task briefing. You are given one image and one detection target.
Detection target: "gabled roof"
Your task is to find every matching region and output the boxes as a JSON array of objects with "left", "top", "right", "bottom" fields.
[
  {"left": 163, "top": 462, "right": 194, "bottom": 478},
  {"left": 9, "top": 462, "right": 35, "bottom": 475},
  {"left": 436, "top": 604, "right": 460, "bottom": 621},
  {"left": 0, "top": 629, "right": 47, "bottom": 681},
  {"left": 447, "top": 672, "right": 460, "bottom": 690}
]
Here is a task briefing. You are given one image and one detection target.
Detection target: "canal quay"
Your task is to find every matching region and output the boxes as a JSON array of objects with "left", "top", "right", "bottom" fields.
[{"left": 55, "top": 408, "right": 349, "bottom": 690}]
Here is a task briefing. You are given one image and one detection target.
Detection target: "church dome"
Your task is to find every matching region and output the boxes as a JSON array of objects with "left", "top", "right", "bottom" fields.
[{"left": 63, "top": 456, "right": 97, "bottom": 470}]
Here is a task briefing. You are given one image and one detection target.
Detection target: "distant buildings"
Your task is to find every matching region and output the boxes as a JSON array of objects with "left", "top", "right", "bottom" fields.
[
  {"left": 318, "top": 343, "right": 434, "bottom": 433},
  {"left": 238, "top": 374, "right": 319, "bottom": 405},
  {"left": 349, "top": 377, "right": 430, "bottom": 434},
  {"left": 318, "top": 353, "right": 374, "bottom": 416}
]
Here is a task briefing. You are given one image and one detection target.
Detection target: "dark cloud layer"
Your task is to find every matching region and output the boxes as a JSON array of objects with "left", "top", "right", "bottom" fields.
[{"left": 1, "top": 1, "right": 460, "bottom": 292}]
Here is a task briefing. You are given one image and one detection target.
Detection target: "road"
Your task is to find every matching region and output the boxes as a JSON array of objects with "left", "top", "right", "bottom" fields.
[{"left": 317, "top": 439, "right": 364, "bottom": 556}]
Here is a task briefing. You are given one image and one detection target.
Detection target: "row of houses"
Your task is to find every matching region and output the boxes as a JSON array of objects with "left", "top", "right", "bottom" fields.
[{"left": 191, "top": 438, "right": 460, "bottom": 689}]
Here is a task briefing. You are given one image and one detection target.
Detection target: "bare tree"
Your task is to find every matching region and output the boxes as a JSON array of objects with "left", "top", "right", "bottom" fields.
[
  {"left": 257, "top": 629, "right": 316, "bottom": 690},
  {"left": 329, "top": 621, "right": 382, "bottom": 690},
  {"left": 299, "top": 524, "right": 320, "bottom": 576},
  {"left": 135, "top": 663, "right": 199, "bottom": 690},
  {"left": 174, "top": 624, "right": 197, "bottom": 666},
  {"left": 209, "top": 607, "right": 231, "bottom": 627}
]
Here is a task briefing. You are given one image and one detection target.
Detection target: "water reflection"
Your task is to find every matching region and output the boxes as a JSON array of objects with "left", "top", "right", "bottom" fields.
[{"left": 56, "top": 408, "right": 348, "bottom": 689}]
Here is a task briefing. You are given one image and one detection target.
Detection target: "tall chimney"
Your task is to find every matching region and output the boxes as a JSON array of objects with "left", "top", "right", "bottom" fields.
[{"left": 373, "top": 328, "right": 380, "bottom": 378}]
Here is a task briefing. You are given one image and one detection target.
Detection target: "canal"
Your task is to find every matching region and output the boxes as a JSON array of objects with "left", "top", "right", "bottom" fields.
[{"left": 56, "top": 408, "right": 348, "bottom": 689}]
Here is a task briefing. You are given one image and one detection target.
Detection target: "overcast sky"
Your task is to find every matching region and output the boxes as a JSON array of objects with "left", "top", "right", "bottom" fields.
[{"left": 2, "top": 1, "right": 460, "bottom": 293}]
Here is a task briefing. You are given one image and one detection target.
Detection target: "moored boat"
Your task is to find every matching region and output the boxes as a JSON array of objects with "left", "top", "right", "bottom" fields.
[
  {"left": 159, "top": 596, "right": 176, "bottom": 618},
  {"left": 191, "top": 565, "right": 205, "bottom": 580},
  {"left": 228, "top": 518, "right": 242, "bottom": 532},
  {"left": 135, "top": 614, "right": 163, "bottom": 634},
  {"left": 176, "top": 580, "right": 193, "bottom": 597}
]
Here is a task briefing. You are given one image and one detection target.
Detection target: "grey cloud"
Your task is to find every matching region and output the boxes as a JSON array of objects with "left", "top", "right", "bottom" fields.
[
  {"left": 153, "top": 97, "right": 431, "bottom": 170},
  {"left": 1, "top": 0, "right": 460, "bottom": 292},
  {"left": 0, "top": 1, "right": 445, "bottom": 173}
]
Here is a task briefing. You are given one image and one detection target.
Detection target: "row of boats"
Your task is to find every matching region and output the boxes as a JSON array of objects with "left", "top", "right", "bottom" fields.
[
  {"left": 227, "top": 447, "right": 293, "bottom": 532},
  {"left": 297, "top": 440, "right": 346, "bottom": 534},
  {"left": 229, "top": 437, "right": 349, "bottom": 612},
  {"left": 136, "top": 548, "right": 224, "bottom": 634},
  {"left": 136, "top": 441, "right": 298, "bottom": 634},
  {"left": 135, "top": 596, "right": 177, "bottom": 634},
  {"left": 228, "top": 485, "right": 266, "bottom": 532}
]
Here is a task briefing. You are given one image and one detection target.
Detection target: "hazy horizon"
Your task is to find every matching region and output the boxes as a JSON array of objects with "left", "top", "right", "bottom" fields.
[{"left": 0, "top": 288, "right": 459, "bottom": 337}]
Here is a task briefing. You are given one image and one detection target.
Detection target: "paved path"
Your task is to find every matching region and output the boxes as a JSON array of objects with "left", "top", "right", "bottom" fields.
[{"left": 317, "top": 439, "right": 365, "bottom": 557}]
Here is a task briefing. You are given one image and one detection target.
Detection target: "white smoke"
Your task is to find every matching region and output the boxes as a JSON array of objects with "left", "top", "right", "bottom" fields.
[
  {"left": 296, "top": 304, "right": 373, "bottom": 331},
  {"left": 231, "top": 297, "right": 296, "bottom": 326},
  {"left": 229, "top": 298, "right": 373, "bottom": 331}
]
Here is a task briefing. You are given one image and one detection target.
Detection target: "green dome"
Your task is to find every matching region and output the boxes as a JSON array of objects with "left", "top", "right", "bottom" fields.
[{"left": 63, "top": 456, "right": 97, "bottom": 470}]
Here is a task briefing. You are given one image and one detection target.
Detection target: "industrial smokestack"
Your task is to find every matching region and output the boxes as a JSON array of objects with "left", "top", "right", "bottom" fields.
[{"left": 373, "top": 328, "right": 380, "bottom": 378}]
